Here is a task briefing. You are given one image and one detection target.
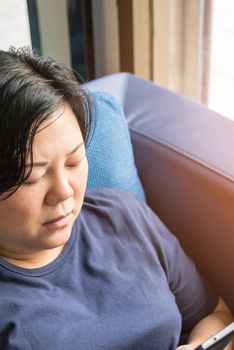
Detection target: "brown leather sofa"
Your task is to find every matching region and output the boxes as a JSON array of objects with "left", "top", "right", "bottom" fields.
[{"left": 87, "top": 72, "right": 234, "bottom": 315}]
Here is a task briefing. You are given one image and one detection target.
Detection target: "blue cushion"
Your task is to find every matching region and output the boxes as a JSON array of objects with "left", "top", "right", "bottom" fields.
[{"left": 86, "top": 91, "right": 146, "bottom": 202}]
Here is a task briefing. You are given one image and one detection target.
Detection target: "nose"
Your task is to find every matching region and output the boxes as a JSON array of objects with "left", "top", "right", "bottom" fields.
[{"left": 45, "top": 171, "right": 74, "bottom": 206}]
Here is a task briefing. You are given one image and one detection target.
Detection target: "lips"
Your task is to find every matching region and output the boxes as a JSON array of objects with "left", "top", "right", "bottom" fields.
[
  {"left": 44, "top": 214, "right": 70, "bottom": 225},
  {"left": 43, "top": 211, "right": 72, "bottom": 230}
]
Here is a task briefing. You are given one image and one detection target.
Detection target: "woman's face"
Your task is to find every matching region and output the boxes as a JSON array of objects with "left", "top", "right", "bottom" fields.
[{"left": 0, "top": 103, "right": 88, "bottom": 266}]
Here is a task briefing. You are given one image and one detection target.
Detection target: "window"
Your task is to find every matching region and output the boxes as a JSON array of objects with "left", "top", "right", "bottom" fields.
[
  {"left": 0, "top": 0, "right": 31, "bottom": 50},
  {"left": 208, "top": 0, "right": 234, "bottom": 120}
]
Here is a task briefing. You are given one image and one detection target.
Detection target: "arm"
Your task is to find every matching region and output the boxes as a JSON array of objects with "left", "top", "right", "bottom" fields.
[{"left": 177, "top": 298, "right": 234, "bottom": 350}]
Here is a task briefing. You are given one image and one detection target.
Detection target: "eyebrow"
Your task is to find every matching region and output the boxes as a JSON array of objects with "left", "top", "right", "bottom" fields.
[{"left": 25, "top": 142, "right": 85, "bottom": 168}]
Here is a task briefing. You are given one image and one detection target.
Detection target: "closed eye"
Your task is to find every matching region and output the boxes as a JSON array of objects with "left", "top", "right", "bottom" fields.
[
  {"left": 66, "top": 156, "right": 85, "bottom": 168},
  {"left": 67, "top": 163, "right": 81, "bottom": 168},
  {"left": 23, "top": 178, "right": 41, "bottom": 186},
  {"left": 23, "top": 174, "right": 46, "bottom": 186},
  {"left": 23, "top": 157, "right": 85, "bottom": 185}
]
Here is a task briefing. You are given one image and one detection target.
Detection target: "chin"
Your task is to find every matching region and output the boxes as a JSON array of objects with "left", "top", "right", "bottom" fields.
[{"left": 41, "top": 223, "right": 74, "bottom": 250}]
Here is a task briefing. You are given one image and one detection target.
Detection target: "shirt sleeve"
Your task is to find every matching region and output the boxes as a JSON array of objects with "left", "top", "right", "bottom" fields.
[{"left": 141, "top": 201, "right": 219, "bottom": 333}]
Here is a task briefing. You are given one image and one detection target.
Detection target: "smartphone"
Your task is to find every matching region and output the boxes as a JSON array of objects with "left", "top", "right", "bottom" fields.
[{"left": 195, "top": 322, "right": 234, "bottom": 350}]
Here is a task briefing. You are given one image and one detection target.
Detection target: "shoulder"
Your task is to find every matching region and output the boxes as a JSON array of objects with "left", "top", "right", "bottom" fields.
[
  {"left": 80, "top": 188, "right": 173, "bottom": 250},
  {"left": 83, "top": 188, "right": 151, "bottom": 225},
  {"left": 77, "top": 188, "right": 200, "bottom": 291},
  {"left": 84, "top": 187, "right": 143, "bottom": 208},
  {"left": 76, "top": 188, "right": 152, "bottom": 243},
  {"left": 81, "top": 188, "right": 174, "bottom": 236},
  {"left": 77, "top": 188, "right": 185, "bottom": 282}
]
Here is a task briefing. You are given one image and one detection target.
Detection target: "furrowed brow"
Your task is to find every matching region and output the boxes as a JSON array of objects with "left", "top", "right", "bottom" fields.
[{"left": 25, "top": 142, "right": 85, "bottom": 168}]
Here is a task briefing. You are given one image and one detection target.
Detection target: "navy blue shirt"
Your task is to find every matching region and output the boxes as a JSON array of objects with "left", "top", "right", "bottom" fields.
[{"left": 0, "top": 189, "right": 218, "bottom": 350}]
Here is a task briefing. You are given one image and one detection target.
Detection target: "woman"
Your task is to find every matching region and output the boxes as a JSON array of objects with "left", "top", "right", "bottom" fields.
[{"left": 0, "top": 47, "right": 232, "bottom": 350}]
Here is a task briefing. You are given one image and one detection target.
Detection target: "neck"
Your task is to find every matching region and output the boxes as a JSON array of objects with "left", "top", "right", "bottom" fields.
[{"left": 0, "top": 245, "right": 64, "bottom": 269}]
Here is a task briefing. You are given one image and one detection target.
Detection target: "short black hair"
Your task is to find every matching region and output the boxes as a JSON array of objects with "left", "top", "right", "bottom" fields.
[{"left": 0, "top": 47, "right": 93, "bottom": 198}]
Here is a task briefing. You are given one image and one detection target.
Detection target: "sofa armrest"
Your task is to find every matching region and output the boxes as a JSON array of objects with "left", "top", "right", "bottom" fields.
[{"left": 87, "top": 73, "right": 234, "bottom": 313}]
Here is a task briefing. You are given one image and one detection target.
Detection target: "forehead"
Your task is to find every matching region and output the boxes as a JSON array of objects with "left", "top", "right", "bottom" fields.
[{"left": 32, "top": 103, "right": 83, "bottom": 157}]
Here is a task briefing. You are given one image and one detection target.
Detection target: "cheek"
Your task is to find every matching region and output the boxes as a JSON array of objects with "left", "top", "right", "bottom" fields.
[
  {"left": 17, "top": 200, "right": 41, "bottom": 218},
  {"left": 72, "top": 159, "right": 88, "bottom": 209},
  {"left": 74, "top": 158, "right": 88, "bottom": 192},
  {"left": 0, "top": 192, "right": 45, "bottom": 250},
  {"left": 82, "top": 158, "right": 88, "bottom": 187},
  {"left": 0, "top": 191, "right": 44, "bottom": 227}
]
